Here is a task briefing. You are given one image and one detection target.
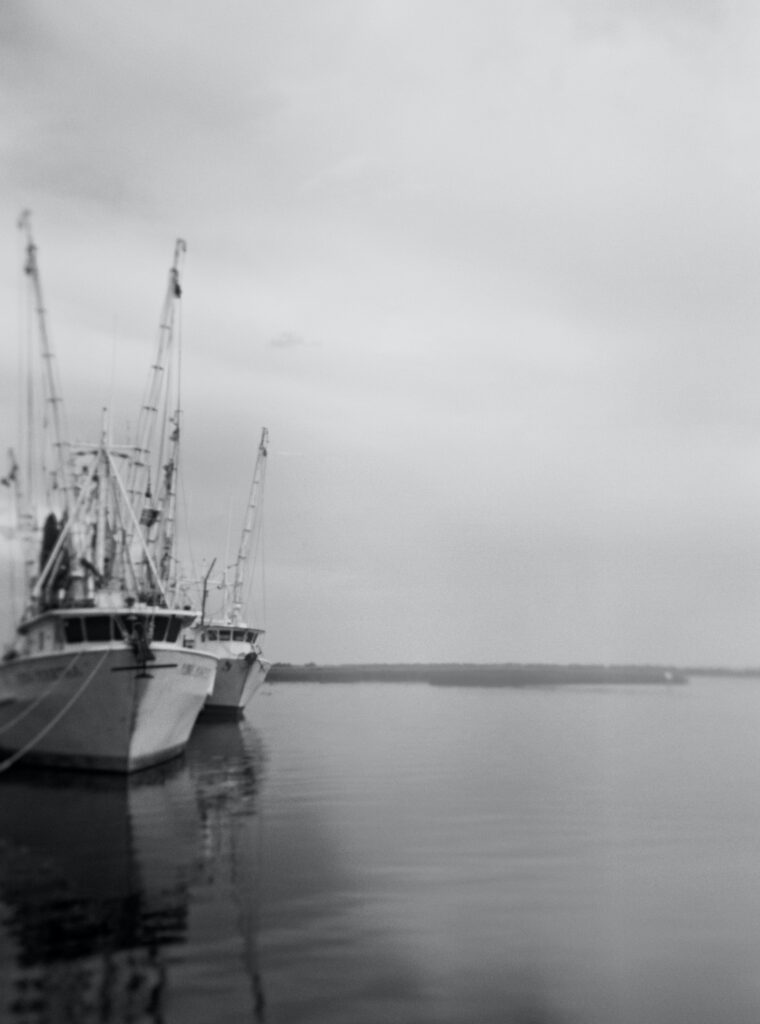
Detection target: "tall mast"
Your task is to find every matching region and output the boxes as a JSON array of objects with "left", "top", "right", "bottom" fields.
[
  {"left": 153, "top": 404, "right": 181, "bottom": 602},
  {"left": 94, "top": 409, "right": 109, "bottom": 579},
  {"left": 128, "top": 238, "right": 186, "bottom": 522},
  {"left": 230, "top": 427, "right": 269, "bottom": 624},
  {"left": 126, "top": 238, "right": 186, "bottom": 601},
  {"left": 17, "top": 210, "right": 71, "bottom": 509}
]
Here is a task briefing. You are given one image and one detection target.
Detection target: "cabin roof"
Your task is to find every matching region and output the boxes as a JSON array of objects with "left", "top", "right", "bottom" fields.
[{"left": 19, "top": 606, "right": 200, "bottom": 634}]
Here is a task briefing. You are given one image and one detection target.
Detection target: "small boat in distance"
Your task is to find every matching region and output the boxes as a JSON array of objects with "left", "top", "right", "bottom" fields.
[
  {"left": 0, "top": 216, "right": 216, "bottom": 773},
  {"left": 194, "top": 428, "right": 270, "bottom": 714}
]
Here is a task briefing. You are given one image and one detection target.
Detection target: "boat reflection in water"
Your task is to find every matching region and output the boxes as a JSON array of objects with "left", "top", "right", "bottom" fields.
[
  {"left": 0, "top": 717, "right": 265, "bottom": 1024},
  {"left": 184, "top": 713, "right": 267, "bottom": 1021}
]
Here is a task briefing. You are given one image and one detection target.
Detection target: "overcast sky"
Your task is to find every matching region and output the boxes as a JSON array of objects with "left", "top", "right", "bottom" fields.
[{"left": 2, "top": 0, "right": 760, "bottom": 666}]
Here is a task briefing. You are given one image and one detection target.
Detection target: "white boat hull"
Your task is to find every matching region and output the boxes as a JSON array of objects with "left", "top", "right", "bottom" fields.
[
  {"left": 0, "top": 646, "right": 216, "bottom": 772},
  {"left": 199, "top": 644, "right": 270, "bottom": 713}
]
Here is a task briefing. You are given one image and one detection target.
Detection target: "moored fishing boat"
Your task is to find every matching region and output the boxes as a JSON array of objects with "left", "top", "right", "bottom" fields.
[
  {"left": 194, "top": 428, "right": 270, "bottom": 714},
  {"left": 196, "top": 622, "right": 270, "bottom": 713},
  {"left": 0, "top": 216, "right": 215, "bottom": 773},
  {"left": 0, "top": 605, "right": 215, "bottom": 772}
]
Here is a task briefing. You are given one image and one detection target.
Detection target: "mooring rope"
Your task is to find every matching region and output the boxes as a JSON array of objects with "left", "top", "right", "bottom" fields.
[
  {"left": 0, "top": 650, "right": 83, "bottom": 735},
  {"left": 0, "top": 650, "right": 109, "bottom": 774}
]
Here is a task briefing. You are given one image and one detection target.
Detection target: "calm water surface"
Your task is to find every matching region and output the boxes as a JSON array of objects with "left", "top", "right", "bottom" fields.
[{"left": 2, "top": 676, "right": 760, "bottom": 1023}]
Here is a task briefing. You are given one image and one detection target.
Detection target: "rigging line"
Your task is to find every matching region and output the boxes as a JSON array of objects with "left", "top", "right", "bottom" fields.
[
  {"left": 110, "top": 456, "right": 140, "bottom": 597},
  {"left": 7, "top": 545, "right": 18, "bottom": 634},
  {"left": 178, "top": 468, "right": 197, "bottom": 595},
  {"left": 261, "top": 507, "right": 267, "bottom": 628},
  {"left": 242, "top": 543, "right": 258, "bottom": 621},
  {"left": 21, "top": 249, "right": 35, "bottom": 523},
  {"left": 0, "top": 650, "right": 109, "bottom": 774},
  {"left": 2, "top": 478, "right": 19, "bottom": 629},
  {"left": 104, "top": 445, "right": 169, "bottom": 606},
  {"left": 16, "top": 229, "right": 27, "bottom": 498},
  {"left": 153, "top": 270, "right": 180, "bottom": 508},
  {"left": 32, "top": 451, "right": 98, "bottom": 600},
  {"left": 0, "top": 650, "right": 84, "bottom": 735},
  {"left": 170, "top": 291, "right": 184, "bottom": 606},
  {"left": 173, "top": 292, "right": 196, "bottom": 602},
  {"left": 244, "top": 503, "right": 266, "bottom": 627}
]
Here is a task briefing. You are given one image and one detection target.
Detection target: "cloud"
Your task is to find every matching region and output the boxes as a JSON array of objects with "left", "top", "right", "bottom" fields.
[{"left": 269, "top": 331, "right": 307, "bottom": 350}]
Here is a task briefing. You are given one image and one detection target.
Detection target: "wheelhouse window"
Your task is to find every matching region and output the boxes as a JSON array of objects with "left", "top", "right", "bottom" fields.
[
  {"left": 84, "top": 616, "right": 113, "bottom": 642},
  {"left": 111, "top": 616, "right": 128, "bottom": 642},
  {"left": 63, "top": 618, "right": 84, "bottom": 644},
  {"left": 166, "top": 617, "right": 183, "bottom": 643},
  {"left": 149, "top": 616, "right": 186, "bottom": 644},
  {"left": 152, "top": 617, "right": 169, "bottom": 642}
]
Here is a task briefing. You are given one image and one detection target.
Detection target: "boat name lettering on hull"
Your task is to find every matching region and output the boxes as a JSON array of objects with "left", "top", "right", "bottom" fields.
[{"left": 181, "top": 663, "right": 212, "bottom": 678}]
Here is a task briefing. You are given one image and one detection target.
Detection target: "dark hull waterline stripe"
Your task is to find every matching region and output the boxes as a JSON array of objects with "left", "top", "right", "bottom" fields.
[{"left": 109, "top": 663, "right": 179, "bottom": 673}]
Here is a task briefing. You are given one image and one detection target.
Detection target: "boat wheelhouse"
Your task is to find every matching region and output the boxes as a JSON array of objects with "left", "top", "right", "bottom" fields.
[{"left": 198, "top": 625, "right": 263, "bottom": 647}]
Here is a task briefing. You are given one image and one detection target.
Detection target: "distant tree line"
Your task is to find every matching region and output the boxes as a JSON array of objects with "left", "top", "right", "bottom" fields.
[{"left": 267, "top": 663, "right": 690, "bottom": 686}]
